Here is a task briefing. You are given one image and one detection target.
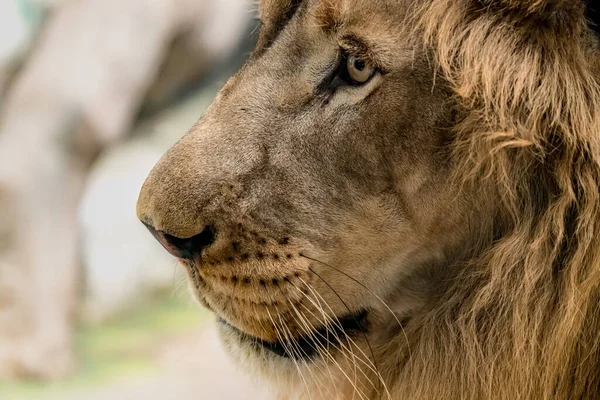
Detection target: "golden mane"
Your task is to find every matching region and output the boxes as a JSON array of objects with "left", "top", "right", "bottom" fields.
[{"left": 383, "top": 0, "right": 600, "bottom": 398}]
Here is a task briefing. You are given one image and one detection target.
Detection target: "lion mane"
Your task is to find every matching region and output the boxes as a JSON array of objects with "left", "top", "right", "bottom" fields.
[{"left": 382, "top": 0, "right": 600, "bottom": 398}]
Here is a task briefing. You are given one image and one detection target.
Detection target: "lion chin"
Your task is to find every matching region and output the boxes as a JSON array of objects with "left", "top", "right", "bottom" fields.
[{"left": 136, "top": 0, "right": 600, "bottom": 398}]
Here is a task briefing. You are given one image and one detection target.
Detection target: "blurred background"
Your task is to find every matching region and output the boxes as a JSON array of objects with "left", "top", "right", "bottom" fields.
[{"left": 0, "top": 0, "right": 270, "bottom": 398}]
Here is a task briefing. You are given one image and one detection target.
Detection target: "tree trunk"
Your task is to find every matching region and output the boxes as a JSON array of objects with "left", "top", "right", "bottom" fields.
[{"left": 0, "top": 0, "right": 249, "bottom": 380}]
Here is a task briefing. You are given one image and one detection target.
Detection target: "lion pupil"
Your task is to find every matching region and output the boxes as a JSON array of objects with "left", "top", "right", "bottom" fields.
[{"left": 354, "top": 59, "right": 365, "bottom": 71}]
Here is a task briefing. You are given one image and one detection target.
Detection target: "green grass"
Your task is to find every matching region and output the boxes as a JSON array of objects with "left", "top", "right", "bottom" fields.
[{"left": 0, "top": 294, "right": 210, "bottom": 400}]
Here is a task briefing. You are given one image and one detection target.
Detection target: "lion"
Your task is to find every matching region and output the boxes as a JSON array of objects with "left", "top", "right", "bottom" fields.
[{"left": 136, "top": 0, "right": 600, "bottom": 398}]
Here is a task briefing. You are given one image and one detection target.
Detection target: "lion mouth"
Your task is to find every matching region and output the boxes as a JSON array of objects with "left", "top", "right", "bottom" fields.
[{"left": 219, "top": 309, "right": 369, "bottom": 361}]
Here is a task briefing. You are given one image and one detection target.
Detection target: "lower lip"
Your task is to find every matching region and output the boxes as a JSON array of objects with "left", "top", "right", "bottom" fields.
[{"left": 219, "top": 309, "right": 369, "bottom": 361}]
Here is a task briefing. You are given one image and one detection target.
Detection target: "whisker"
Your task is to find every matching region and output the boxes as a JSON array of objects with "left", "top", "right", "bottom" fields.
[
  {"left": 267, "top": 290, "right": 326, "bottom": 399},
  {"left": 265, "top": 307, "right": 313, "bottom": 399},
  {"left": 292, "top": 288, "right": 379, "bottom": 376},
  {"left": 294, "top": 280, "right": 349, "bottom": 352},
  {"left": 308, "top": 267, "right": 392, "bottom": 400},
  {"left": 296, "top": 301, "right": 383, "bottom": 393},
  {"left": 287, "top": 301, "right": 341, "bottom": 399},
  {"left": 290, "top": 293, "right": 377, "bottom": 400},
  {"left": 171, "top": 275, "right": 189, "bottom": 300},
  {"left": 295, "top": 276, "right": 375, "bottom": 398},
  {"left": 301, "top": 254, "right": 413, "bottom": 360},
  {"left": 293, "top": 295, "right": 369, "bottom": 400},
  {"left": 294, "top": 280, "right": 384, "bottom": 397},
  {"left": 275, "top": 309, "right": 324, "bottom": 400},
  {"left": 279, "top": 309, "right": 329, "bottom": 399}
]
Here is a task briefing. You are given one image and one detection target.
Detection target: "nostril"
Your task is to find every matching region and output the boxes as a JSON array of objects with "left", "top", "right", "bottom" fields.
[
  {"left": 163, "top": 225, "right": 216, "bottom": 260},
  {"left": 143, "top": 223, "right": 216, "bottom": 260}
]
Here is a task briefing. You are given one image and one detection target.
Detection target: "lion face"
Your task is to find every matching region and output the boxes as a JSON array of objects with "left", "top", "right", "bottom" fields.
[{"left": 137, "top": 0, "right": 471, "bottom": 389}]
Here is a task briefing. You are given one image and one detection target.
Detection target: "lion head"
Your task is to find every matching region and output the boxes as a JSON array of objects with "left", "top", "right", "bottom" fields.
[{"left": 136, "top": 0, "right": 600, "bottom": 398}]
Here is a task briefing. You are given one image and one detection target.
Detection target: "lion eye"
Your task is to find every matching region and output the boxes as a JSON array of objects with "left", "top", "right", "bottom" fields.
[
  {"left": 346, "top": 55, "right": 375, "bottom": 84},
  {"left": 325, "top": 52, "right": 378, "bottom": 90}
]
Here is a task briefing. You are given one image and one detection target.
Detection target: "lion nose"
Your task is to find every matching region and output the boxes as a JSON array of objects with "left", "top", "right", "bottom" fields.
[{"left": 143, "top": 222, "right": 216, "bottom": 260}]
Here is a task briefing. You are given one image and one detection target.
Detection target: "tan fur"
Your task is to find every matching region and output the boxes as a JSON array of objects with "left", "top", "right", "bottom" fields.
[{"left": 137, "top": 0, "right": 600, "bottom": 398}]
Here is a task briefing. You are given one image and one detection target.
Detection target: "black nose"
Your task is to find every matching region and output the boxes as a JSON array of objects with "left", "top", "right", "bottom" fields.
[{"left": 143, "top": 223, "right": 216, "bottom": 260}]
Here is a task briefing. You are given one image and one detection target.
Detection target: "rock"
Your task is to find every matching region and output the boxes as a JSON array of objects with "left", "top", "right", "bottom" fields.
[{"left": 0, "top": 0, "right": 252, "bottom": 380}]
